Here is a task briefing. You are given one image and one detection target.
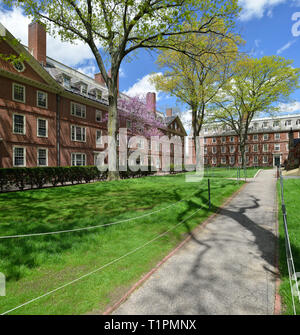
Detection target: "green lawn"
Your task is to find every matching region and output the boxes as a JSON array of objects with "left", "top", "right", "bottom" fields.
[
  {"left": 0, "top": 173, "right": 243, "bottom": 315},
  {"left": 204, "top": 167, "right": 263, "bottom": 179},
  {"left": 277, "top": 178, "right": 300, "bottom": 315}
]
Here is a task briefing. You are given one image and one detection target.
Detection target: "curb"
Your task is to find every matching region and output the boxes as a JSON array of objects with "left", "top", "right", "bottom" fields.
[
  {"left": 103, "top": 182, "right": 247, "bottom": 315},
  {"left": 253, "top": 169, "right": 262, "bottom": 179},
  {"left": 274, "top": 179, "right": 282, "bottom": 315}
]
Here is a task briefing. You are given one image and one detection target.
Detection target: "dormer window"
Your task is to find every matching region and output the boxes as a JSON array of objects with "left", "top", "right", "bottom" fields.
[
  {"left": 63, "top": 75, "right": 71, "bottom": 89},
  {"left": 273, "top": 121, "right": 280, "bottom": 127},
  {"left": 80, "top": 83, "right": 88, "bottom": 95},
  {"left": 96, "top": 90, "right": 102, "bottom": 100},
  {"left": 285, "top": 120, "right": 292, "bottom": 126},
  {"left": 296, "top": 119, "right": 300, "bottom": 125},
  {"left": 262, "top": 122, "right": 268, "bottom": 128}
]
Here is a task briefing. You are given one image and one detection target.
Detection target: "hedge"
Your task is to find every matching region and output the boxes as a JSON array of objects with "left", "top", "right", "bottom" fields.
[{"left": 0, "top": 165, "right": 157, "bottom": 192}]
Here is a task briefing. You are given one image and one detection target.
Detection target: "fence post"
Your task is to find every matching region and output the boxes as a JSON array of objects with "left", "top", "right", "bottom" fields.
[{"left": 208, "top": 178, "right": 211, "bottom": 209}]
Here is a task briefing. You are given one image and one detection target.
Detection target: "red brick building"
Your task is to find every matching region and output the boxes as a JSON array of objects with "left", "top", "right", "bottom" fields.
[
  {"left": 0, "top": 22, "right": 186, "bottom": 169},
  {"left": 196, "top": 115, "right": 300, "bottom": 168}
]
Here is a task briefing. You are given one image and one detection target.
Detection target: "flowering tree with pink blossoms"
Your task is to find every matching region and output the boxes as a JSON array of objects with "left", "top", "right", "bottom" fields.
[{"left": 118, "top": 96, "right": 165, "bottom": 137}]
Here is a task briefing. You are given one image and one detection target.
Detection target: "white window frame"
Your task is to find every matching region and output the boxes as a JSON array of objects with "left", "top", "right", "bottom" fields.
[
  {"left": 95, "top": 110, "right": 102, "bottom": 122},
  {"left": 37, "top": 118, "right": 48, "bottom": 138},
  {"left": 63, "top": 74, "right": 71, "bottom": 89},
  {"left": 212, "top": 137, "right": 216, "bottom": 143},
  {"left": 12, "top": 83, "right": 25, "bottom": 103},
  {"left": 253, "top": 144, "right": 258, "bottom": 152},
  {"left": 212, "top": 146, "right": 217, "bottom": 154},
  {"left": 71, "top": 102, "right": 86, "bottom": 118},
  {"left": 230, "top": 145, "right": 235, "bottom": 153},
  {"left": 221, "top": 146, "right": 226, "bottom": 153},
  {"left": 96, "top": 129, "right": 102, "bottom": 145},
  {"left": 263, "top": 156, "right": 268, "bottom": 164},
  {"left": 221, "top": 157, "right": 226, "bottom": 164},
  {"left": 230, "top": 136, "right": 234, "bottom": 142},
  {"left": 253, "top": 156, "right": 258, "bottom": 164},
  {"left": 275, "top": 133, "right": 280, "bottom": 140},
  {"left": 230, "top": 156, "right": 235, "bottom": 165},
  {"left": 13, "top": 146, "right": 26, "bottom": 167},
  {"left": 71, "top": 125, "right": 86, "bottom": 142},
  {"left": 80, "top": 84, "right": 88, "bottom": 95},
  {"left": 253, "top": 134, "right": 258, "bottom": 141},
  {"left": 274, "top": 143, "right": 280, "bottom": 151},
  {"left": 212, "top": 157, "right": 217, "bottom": 164},
  {"left": 13, "top": 113, "right": 26, "bottom": 135},
  {"left": 263, "top": 134, "right": 269, "bottom": 141},
  {"left": 36, "top": 90, "right": 48, "bottom": 109},
  {"left": 263, "top": 144, "right": 269, "bottom": 152},
  {"left": 37, "top": 147, "right": 48, "bottom": 167},
  {"left": 71, "top": 153, "right": 86, "bottom": 166}
]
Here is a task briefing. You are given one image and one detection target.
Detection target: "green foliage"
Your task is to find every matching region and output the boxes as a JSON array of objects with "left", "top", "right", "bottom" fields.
[{"left": 0, "top": 165, "right": 157, "bottom": 192}]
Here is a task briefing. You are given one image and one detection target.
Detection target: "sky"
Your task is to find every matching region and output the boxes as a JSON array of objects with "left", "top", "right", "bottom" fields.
[{"left": 1, "top": 0, "right": 300, "bottom": 126}]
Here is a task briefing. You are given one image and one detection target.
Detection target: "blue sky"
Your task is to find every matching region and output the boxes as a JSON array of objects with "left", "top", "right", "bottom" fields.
[{"left": 1, "top": 0, "right": 300, "bottom": 119}]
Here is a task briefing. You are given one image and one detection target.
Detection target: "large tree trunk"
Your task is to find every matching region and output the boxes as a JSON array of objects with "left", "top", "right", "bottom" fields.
[{"left": 107, "top": 68, "right": 120, "bottom": 181}]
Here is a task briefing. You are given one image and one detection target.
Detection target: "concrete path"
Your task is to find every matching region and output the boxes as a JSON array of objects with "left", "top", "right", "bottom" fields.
[{"left": 113, "top": 169, "right": 278, "bottom": 315}]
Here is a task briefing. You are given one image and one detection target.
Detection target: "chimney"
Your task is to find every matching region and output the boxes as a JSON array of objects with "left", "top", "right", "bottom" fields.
[
  {"left": 166, "top": 108, "right": 173, "bottom": 117},
  {"left": 94, "top": 72, "right": 106, "bottom": 86},
  {"left": 146, "top": 92, "right": 156, "bottom": 114},
  {"left": 28, "top": 22, "right": 46, "bottom": 65}
]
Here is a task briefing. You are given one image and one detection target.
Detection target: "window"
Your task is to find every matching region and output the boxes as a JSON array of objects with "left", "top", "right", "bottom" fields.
[
  {"left": 204, "top": 138, "right": 207, "bottom": 144},
  {"left": 221, "top": 146, "right": 226, "bottom": 153},
  {"left": 222, "top": 137, "right": 226, "bottom": 143},
  {"left": 230, "top": 156, "right": 235, "bottom": 165},
  {"left": 96, "top": 90, "right": 102, "bottom": 100},
  {"left": 230, "top": 136, "right": 234, "bottom": 142},
  {"left": 263, "top": 134, "right": 269, "bottom": 141},
  {"left": 263, "top": 156, "right": 268, "bottom": 164},
  {"left": 37, "top": 118, "right": 48, "bottom": 137},
  {"left": 71, "top": 125, "right": 86, "bottom": 142},
  {"left": 253, "top": 134, "right": 258, "bottom": 141},
  {"left": 13, "top": 114, "right": 25, "bottom": 134},
  {"left": 253, "top": 144, "right": 258, "bottom": 152},
  {"left": 253, "top": 122, "right": 258, "bottom": 129},
  {"left": 273, "top": 121, "right": 280, "bottom": 127},
  {"left": 63, "top": 75, "right": 71, "bottom": 88},
  {"left": 212, "top": 137, "right": 216, "bottom": 143},
  {"left": 246, "top": 156, "right": 249, "bottom": 164},
  {"left": 263, "top": 144, "right": 269, "bottom": 152},
  {"left": 285, "top": 120, "right": 292, "bottom": 127},
  {"left": 37, "top": 148, "right": 48, "bottom": 166},
  {"left": 13, "top": 146, "right": 25, "bottom": 167},
  {"left": 204, "top": 128, "right": 208, "bottom": 134},
  {"left": 13, "top": 61, "right": 25, "bottom": 73},
  {"left": 37, "top": 91, "right": 48, "bottom": 108},
  {"left": 212, "top": 147, "right": 217, "bottom": 154},
  {"left": 254, "top": 156, "right": 258, "bottom": 164},
  {"left": 204, "top": 157, "right": 208, "bottom": 165},
  {"left": 296, "top": 119, "right": 300, "bottom": 126},
  {"left": 230, "top": 145, "right": 235, "bottom": 153},
  {"left": 275, "top": 133, "right": 280, "bottom": 140},
  {"left": 71, "top": 102, "right": 86, "bottom": 118},
  {"left": 71, "top": 153, "right": 86, "bottom": 166},
  {"left": 96, "top": 130, "right": 102, "bottom": 145},
  {"left": 274, "top": 143, "right": 280, "bottom": 151},
  {"left": 245, "top": 145, "right": 249, "bottom": 152},
  {"left": 80, "top": 84, "right": 88, "bottom": 95},
  {"left": 221, "top": 157, "right": 226, "bottom": 164},
  {"left": 212, "top": 157, "right": 216, "bottom": 164},
  {"left": 126, "top": 120, "right": 132, "bottom": 130},
  {"left": 96, "top": 110, "right": 102, "bottom": 122},
  {"left": 262, "top": 122, "right": 268, "bottom": 128},
  {"left": 204, "top": 147, "right": 207, "bottom": 154},
  {"left": 13, "top": 83, "right": 25, "bottom": 103}
]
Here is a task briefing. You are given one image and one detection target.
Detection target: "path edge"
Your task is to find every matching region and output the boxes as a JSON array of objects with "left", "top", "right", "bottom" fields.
[{"left": 103, "top": 182, "right": 247, "bottom": 315}]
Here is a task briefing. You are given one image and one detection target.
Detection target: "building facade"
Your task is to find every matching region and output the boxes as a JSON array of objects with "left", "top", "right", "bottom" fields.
[
  {"left": 0, "top": 22, "right": 186, "bottom": 169},
  {"left": 200, "top": 114, "right": 300, "bottom": 168}
]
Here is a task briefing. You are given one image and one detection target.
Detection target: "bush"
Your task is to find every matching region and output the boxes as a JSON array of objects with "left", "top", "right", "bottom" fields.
[{"left": 0, "top": 165, "right": 158, "bottom": 192}]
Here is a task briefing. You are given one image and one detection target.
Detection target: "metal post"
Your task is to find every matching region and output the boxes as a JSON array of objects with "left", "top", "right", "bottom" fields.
[{"left": 208, "top": 178, "right": 211, "bottom": 209}]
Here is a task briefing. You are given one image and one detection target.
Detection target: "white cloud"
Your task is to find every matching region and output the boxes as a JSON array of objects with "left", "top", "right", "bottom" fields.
[
  {"left": 239, "top": 0, "right": 286, "bottom": 21},
  {"left": 278, "top": 101, "right": 300, "bottom": 114},
  {"left": 123, "top": 73, "right": 162, "bottom": 100},
  {"left": 276, "top": 39, "right": 296, "bottom": 54},
  {"left": 0, "top": 7, "right": 95, "bottom": 67}
]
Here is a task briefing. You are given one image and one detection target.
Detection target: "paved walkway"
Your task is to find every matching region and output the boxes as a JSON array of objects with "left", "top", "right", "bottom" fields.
[{"left": 113, "top": 169, "right": 278, "bottom": 315}]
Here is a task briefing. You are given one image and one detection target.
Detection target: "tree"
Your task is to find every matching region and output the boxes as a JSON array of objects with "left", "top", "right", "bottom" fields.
[
  {"left": 151, "top": 20, "right": 242, "bottom": 169},
  {"left": 4, "top": 0, "right": 240, "bottom": 180},
  {"left": 211, "top": 55, "right": 300, "bottom": 169}
]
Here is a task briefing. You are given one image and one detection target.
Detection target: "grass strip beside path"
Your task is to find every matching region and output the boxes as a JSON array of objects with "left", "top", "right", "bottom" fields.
[{"left": 277, "top": 178, "right": 300, "bottom": 315}]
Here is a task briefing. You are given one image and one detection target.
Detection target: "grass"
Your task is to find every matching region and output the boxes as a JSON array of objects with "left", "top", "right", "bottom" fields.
[
  {"left": 204, "top": 166, "right": 263, "bottom": 179},
  {"left": 0, "top": 173, "right": 243, "bottom": 315},
  {"left": 277, "top": 178, "right": 300, "bottom": 315}
]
